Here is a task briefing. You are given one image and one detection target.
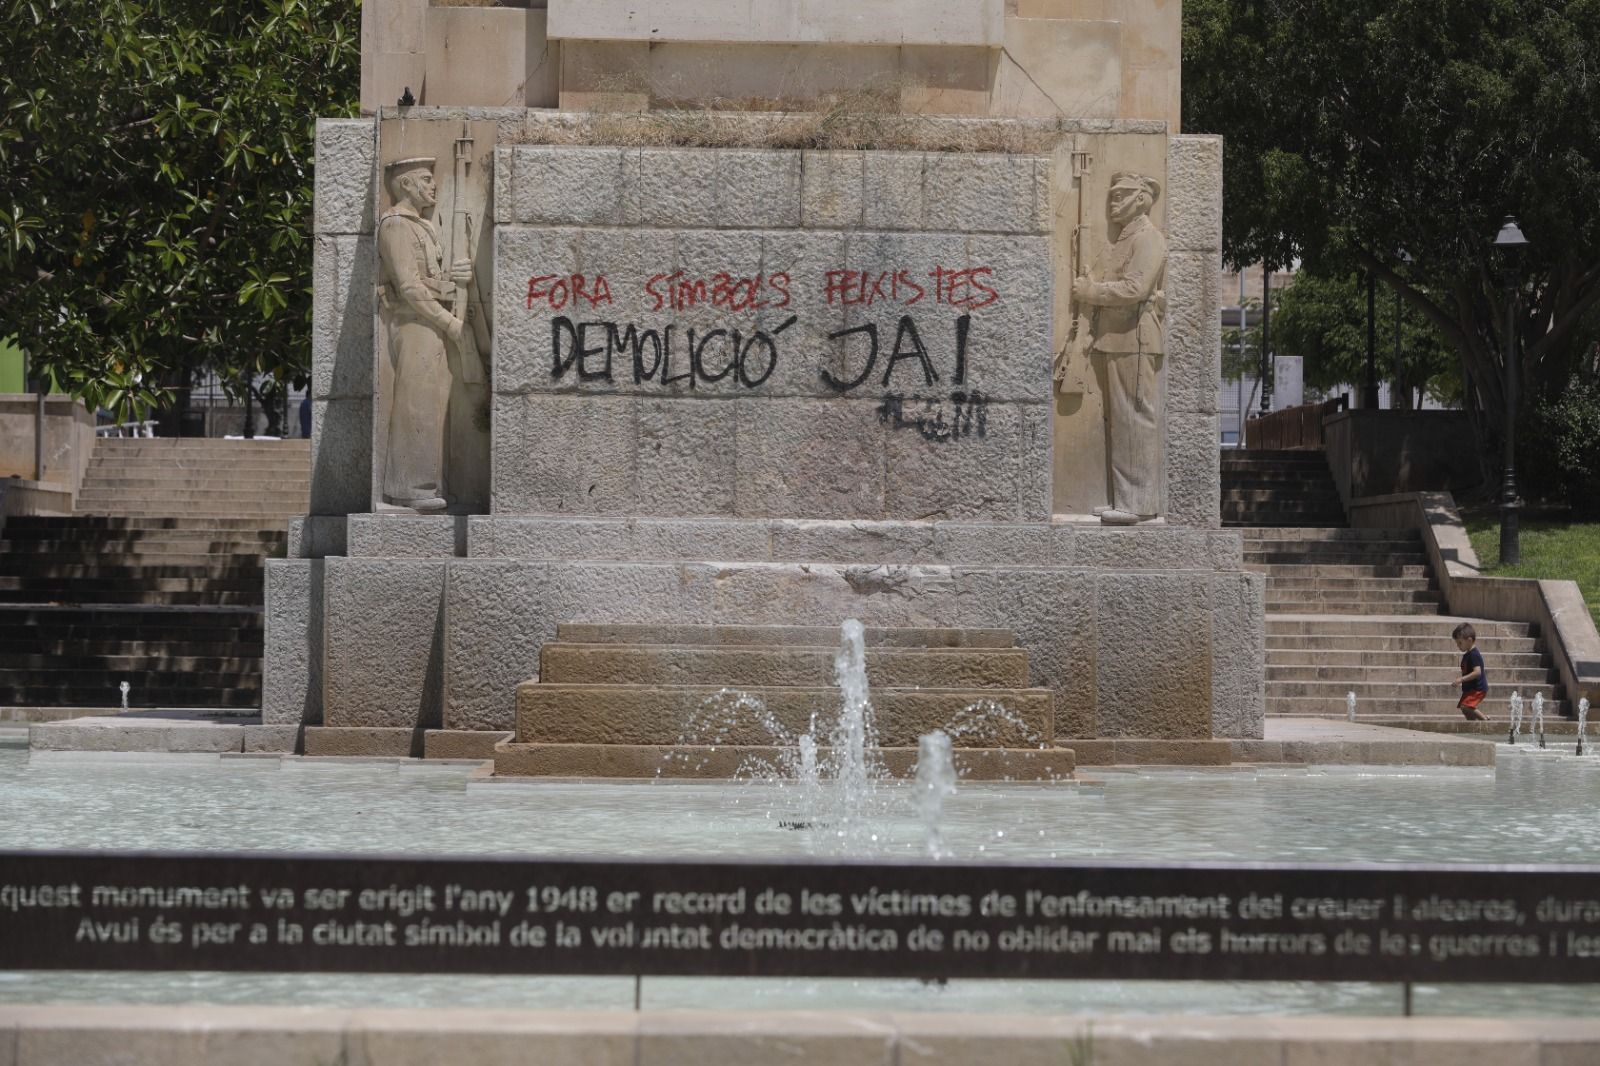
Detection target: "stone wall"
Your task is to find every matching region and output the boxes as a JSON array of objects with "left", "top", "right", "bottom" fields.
[{"left": 491, "top": 144, "right": 1053, "bottom": 521}]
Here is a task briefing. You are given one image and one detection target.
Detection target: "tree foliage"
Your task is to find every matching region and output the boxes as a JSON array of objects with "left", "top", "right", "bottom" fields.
[
  {"left": 1269, "top": 271, "right": 1459, "bottom": 407},
  {"left": 1184, "top": 0, "right": 1600, "bottom": 450},
  {"left": 0, "top": 0, "right": 358, "bottom": 419}
]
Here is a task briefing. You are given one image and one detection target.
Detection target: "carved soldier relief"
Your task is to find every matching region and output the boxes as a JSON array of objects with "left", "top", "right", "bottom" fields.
[
  {"left": 1050, "top": 138, "right": 1169, "bottom": 521},
  {"left": 375, "top": 121, "right": 494, "bottom": 514}
]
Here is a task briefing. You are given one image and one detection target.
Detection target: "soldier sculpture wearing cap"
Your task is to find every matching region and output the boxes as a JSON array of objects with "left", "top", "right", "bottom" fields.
[
  {"left": 1069, "top": 170, "right": 1168, "bottom": 525},
  {"left": 377, "top": 156, "right": 475, "bottom": 512}
]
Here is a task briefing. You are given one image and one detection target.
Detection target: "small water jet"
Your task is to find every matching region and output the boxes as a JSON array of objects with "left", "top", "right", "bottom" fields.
[
  {"left": 119, "top": 681, "right": 130, "bottom": 711},
  {"left": 1508, "top": 690, "right": 1523, "bottom": 745},
  {"left": 1346, "top": 691, "right": 1357, "bottom": 723},
  {"left": 913, "top": 730, "right": 958, "bottom": 860},
  {"left": 1577, "top": 698, "right": 1590, "bottom": 757},
  {"left": 1534, "top": 692, "right": 1547, "bottom": 748}
]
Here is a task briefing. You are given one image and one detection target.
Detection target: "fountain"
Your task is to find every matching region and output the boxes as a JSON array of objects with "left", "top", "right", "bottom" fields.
[
  {"left": 913, "top": 731, "right": 958, "bottom": 860},
  {"left": 119, "top": 681, "right": 130, "bottom": 711},
  {"left": 1535, "top": 692, "right": 1547, "bottom": 748},
  {"left": 1508, "top": 690, "right": 1523, "bottom": 744},
  {"left": 1346, "top": 691, "right": 1357, "bottom": 722},
  {"left": 1577, "top": 697, "right": 1590, "bottom": 756}
]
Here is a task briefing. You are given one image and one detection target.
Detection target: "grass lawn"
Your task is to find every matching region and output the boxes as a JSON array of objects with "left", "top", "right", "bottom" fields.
[{"left": 1463, "top": 509, "right": 1600, "bottom": 628}]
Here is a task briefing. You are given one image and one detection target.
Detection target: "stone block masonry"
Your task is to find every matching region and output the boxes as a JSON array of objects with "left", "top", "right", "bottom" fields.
[{"left": 491, "top": 145, "right": 1054, "bottom": 521}]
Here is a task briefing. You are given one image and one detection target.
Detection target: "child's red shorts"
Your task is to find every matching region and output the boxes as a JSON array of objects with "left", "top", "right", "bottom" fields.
[{"left": 1458, "top": 690, "right": 1486, "bottom": 711}]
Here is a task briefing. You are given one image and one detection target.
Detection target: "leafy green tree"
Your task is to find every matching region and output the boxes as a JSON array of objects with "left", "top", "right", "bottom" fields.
[
  {"left": 1270, "top": 271, "right": 1459, "bottom": 408},
  {"left": 0, "top": 0, "right": 359, "bottom": 420},
  {"left": 1184, "top": 0, "right": 1600, "bottom": 454}
]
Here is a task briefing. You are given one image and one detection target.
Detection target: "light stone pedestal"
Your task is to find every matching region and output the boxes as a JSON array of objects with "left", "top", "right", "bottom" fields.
[{"left": 278, "top": 113, "right": 1262, "bottom": 769}]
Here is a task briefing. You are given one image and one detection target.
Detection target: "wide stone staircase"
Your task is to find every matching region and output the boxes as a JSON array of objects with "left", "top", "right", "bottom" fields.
[
  {"left": 1225, "top": 448, "right": 1571, "bottom": 725},
  {"left": 0, "top": 438, "right": 309, "bottom": 711},
  {"left": 494, "top": 623, "right": 1075, "bottom": 780}
]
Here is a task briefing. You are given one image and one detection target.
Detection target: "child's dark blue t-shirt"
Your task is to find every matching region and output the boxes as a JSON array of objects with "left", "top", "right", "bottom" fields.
[{"left": 1461, "top": 647, "right": 1488, "bottom": 693}]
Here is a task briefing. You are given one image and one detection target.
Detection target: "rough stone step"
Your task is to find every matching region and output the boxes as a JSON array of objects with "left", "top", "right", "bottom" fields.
[
  {"left": 1268, "top": 697, "right": 1571, "bottom": 716},
  {"left": 1235, "top": 524, "right": 1414, "bottom": 541},
  {"left": 1266, "top": 617, "right": 1532, "bottom": 636},
  {"left": 1266, "top": 635, "right": 1538, "bottom": 654},
  {"left": 539, "top": 643, "right": 1032, "bottom": 689},
  {"left": 77, "top": 481, "right": 310, "bottom": 495},
  {"left": 0, "top": 653, "right": 261, "bottom": 671},
  {"left": 1249, "top": 553, "right": 1428, "bottom": 566},
  {"left": 93, "top": 439, "right": 310, "bottom": 452},
  {"left": 5, "top": 516, "right": 289, "bottom": 531},
  {"left": 0, "top": 575, "right": 262, "bottom": 593},
  {"left": 1247, "top": 564, "right": 1430, "bottom": 579},
  {"left": 1268, "top": 650, "right": 1548, "bottom": 669},
  {"left": 1266, "top": 664, "right": 1555, "bottom": 684},
  {"left": 1220, "top": 449, "right": 1330, "bottom": 463},
  {"left": 1267, "top": 680, "right": 1561, "bottom": 699},
  {"left": 0, "top": 562, "right": 264, "bottom": 581},
  {"left": 0, "top": 535, "right": 282, "bottom": 553},
  {"left": 1265, "top": 600, "right": 1442, "bottom": 616},
  {"left": 0, "top": 552, "right": 269, "bottom": 569},
  {"left": 491, "top": 742, "right": 1076, "bottom": 781},
  {"left": 1246, "top": 539, "right": 1423, "bottom": 555},
  {"left": 1222, "top": 500, "right": 1346, "bottom": 512},
  {"left": 1223, "top": 517, "right": 1348, "bottom": 529},
  {"left": 0, "top": 687, "right": 259, "bottom": 708},
  {"left": 0, "top": 668, "right": 259, "bottom": 689},
  {"left": 552, "top": 622, "right": 1017, "bottom": 649},
  {"left": 1266, "top": 577, "right": 1434, "bottom": 592},
  {"left": 517, "top": 684, "right": 1055, "bottom": 747},
  {"left": 0, "top": 585, "right": 260, "bottom": 601},
  {"left": 1222, "top": 490, "right": 1345, "bottom": 504},
  {"left": 72, "top": 510, "right": 297, "bottom": 522},
  {"left": 1264, "top": 588, "right": 1441, "bottom": 605},
  {"left": 0, "top": 642, "right": 261, "bottom": 661}
]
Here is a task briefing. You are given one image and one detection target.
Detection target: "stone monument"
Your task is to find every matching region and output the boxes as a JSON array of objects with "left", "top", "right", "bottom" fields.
[{"left": 269, "top": 0, "right": 1263, "bottom": 771}]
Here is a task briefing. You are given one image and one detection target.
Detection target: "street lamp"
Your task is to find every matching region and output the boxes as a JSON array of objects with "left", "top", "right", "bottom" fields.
[{"left": 1494, "top": 216, "right": 1529, "bottom": 566}]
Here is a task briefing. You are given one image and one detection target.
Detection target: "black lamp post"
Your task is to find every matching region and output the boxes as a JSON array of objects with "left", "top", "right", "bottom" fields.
[{"left": 1494, "top": 216, "right": 1529, "bottom": 566}]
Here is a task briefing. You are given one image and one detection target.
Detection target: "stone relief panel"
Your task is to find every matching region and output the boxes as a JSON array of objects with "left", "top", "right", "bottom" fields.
[
  {"left": 1048, "top": 134, "right": 1169, "bottom": 521},
  {"left": 374, "top": 118, "right": 496, "bottom": 514}
]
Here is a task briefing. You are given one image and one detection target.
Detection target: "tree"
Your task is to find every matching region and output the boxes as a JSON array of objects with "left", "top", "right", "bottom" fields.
[
  {"left": 1269, "top": 271, "right": 1459, "bottom": 408},
  {"left": 1184, "top": 0, "right": 1600, "bottom": 458},
  {"left": 0, "top": 0, "right": 359, "bottom": 421}
]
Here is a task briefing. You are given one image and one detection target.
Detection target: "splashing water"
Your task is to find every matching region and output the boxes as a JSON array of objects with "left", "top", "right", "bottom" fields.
[
  {"left": 913, "top": 730, "right": 958, "bottom": 860},
  {"left": 1346, "top": 691, "right": 1357, "bottom": 722},
  {"left": 1508, "top": 690, "right": 1523, "bottom": 743},
  {"left": 119, "top": 681, "right": 130, "bottom": 711},
  {"left": 1534, "top": 692, "right": 1547, "bottom": 748},
  {"left": 1578, "top": 698, "right": 1591, "bottom": 756}
]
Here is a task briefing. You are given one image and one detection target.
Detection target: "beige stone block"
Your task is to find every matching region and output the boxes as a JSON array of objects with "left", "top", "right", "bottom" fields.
[
  {"left": 801, "top": 151, "right": 865, "bottom": 229},
  {"left": 511, "top": 146, "right": 633, "bottom": 226},
  {"left": 322, "top": 557, "right": 447, "bottom": 729},
  {"left": 357, "top": 1010, "right": 636, "bottom": 1066},
  {"left": 862, "top": 153, "right": 927, "bottom": 230},
  {"left": 424, "top": 8, "right": 532, "bottom": 108},
  {"left": 1015, "top": 0, "right": 1109, "bottom": 16},
  {"left": 1122, "top": 64, "right": 1179, "bottom": 130},
  {"left": 1094, "top": 570, "right": 1212, "bottom": 738},
  {"left": 492, "top": 394, "right": 637, "bottom": 515},
  {"left": 922, "top": 153, "right": 1049, "bottom": 235},
  {"left": 423, "top": 729, "right": 512, "bottom": 759},
  {"left": 242, "top": 725, "right": 300, "bottom": 753},
  {"left": 314, "top": 119, "right": 377, "bottom": 235},
  {"left": 1165, "top": 412, "right": 1221, "bottom": 527},
  {"left": 310, "top": 397, "right": 373, "bottom": 515},
  {"left": 1164, "top": 251, "right": 1221, "bottom": 415},
  {"left": 312, "top": 235, "right": 376, "bottom": 400},
  {"left": 898, "top": 46, "right": 995, "bottom": 117},
  {"left": 733, "top": 399, "right": 886, "bottom": 518},
  {"left": 637, "top": 1010, "right": 895, "bottom": 1066},
  {"left": 364, "top": 0, "right": 425, "bottom": 57},
  {"left": 1075, "top": 528, "right": 1215, "bottom": 569},
  {"left": 347, "top": 514, "right": 466, "bottom": 558},
  {"left": 1211, "top": 569, "right": 1266, "bottom": 739},
  {"left": 1167, "top": 135, "right": 1224, "bottom": 253},
  {"left": 304, "top": 726, "right": 424, "bottom": 757},
  {"left": 263, "top": 560, "right": 323, "bottom": 727},
  {"left": 444, "top": 561, "right": 550, "bottom": 732},
  {"left": 363, "top": 51, "right": 426, "bottom": 116},
  {"left": 525, "top": 11, "right": 561, "bottom": 109},
  {"left": 637, "top": 398, "right": 738, "bottom": 516},
  {"left": 883, "top": 401, "right": 1026, "bottom": 521},
  {"left": 548, "top": 0, "right": 1004, "bottom": 47},
  {"left": 992, "top": 19, "right": 1121, "bottom": 120}
]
